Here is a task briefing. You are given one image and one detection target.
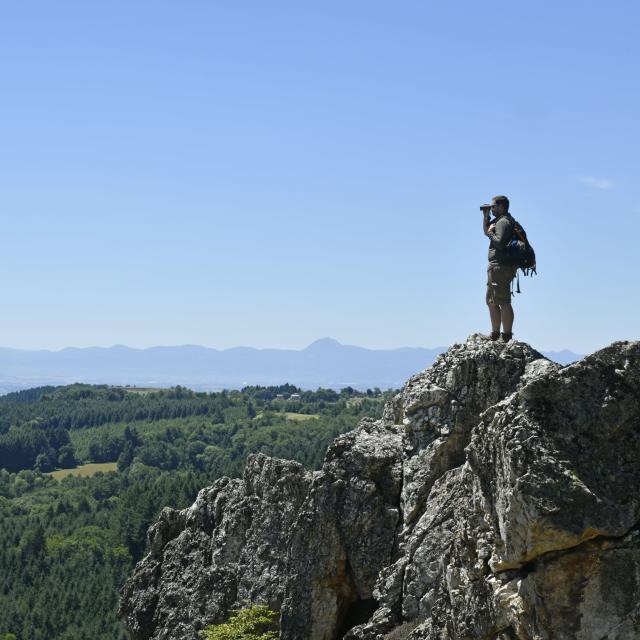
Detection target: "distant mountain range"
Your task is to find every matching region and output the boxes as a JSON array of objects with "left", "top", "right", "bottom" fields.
[{"left": 0, "top": 338, "right": 584, "bottom": 394}]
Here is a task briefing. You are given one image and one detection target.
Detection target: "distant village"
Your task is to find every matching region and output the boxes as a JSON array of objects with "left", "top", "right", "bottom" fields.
[{"left": 274, "top": 392, "right": 301, "bottom": 401}]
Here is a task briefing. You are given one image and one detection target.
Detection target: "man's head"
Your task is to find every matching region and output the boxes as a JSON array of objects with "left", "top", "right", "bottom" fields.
[{"left": 491, "top": 195, "right": 509, "bottom": 216}]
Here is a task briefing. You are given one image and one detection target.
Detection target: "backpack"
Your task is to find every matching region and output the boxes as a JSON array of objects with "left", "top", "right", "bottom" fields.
[{"left": 504, "top": 216, "right": 537, "bottom": 293}]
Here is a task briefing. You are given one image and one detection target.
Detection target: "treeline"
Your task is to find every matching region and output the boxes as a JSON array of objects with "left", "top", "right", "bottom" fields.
[
  {"left": 0, "top": 424, "right": 74, "bottom": 474},
  {"left": 0, "top": 385, "right": 220, "bottom": 433},
  {"left": 0, "top": 383, "right": 389, "bottom": 474}
]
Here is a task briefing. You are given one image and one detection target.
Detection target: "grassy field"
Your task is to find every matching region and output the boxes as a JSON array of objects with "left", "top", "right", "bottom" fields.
[
  {"left": 283, "top": 412, "right": 319, "bottom": 421},
  {"left": 48, "top": 462, "right": 118, "bottom": 480},
  {"left": 112, "top": 386, "right": 166, "bottom": 394},
  {"left": 254, "top": 411, "right": 319, "bottom": 421}
]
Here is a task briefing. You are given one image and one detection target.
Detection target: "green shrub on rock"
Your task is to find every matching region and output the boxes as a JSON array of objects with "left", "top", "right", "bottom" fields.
[{"left": 201, "top": 604, "right": 278, "bottom": 640}]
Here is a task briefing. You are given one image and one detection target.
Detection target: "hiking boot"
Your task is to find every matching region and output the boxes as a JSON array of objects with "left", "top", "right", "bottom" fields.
[
  {"left": 489, "top": 331, "right": 500, "bottom": 341},
  {"left": 501, "top": 332, "right": 513, "bottom": 342}
]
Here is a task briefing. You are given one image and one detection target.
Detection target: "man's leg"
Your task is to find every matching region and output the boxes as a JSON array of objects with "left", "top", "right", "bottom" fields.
[
  {"left": 488, "top": 303, "right": 501, "bottom": 333},
  {"left": 500, "top": 303, "right": 514, "bottom": 333}
]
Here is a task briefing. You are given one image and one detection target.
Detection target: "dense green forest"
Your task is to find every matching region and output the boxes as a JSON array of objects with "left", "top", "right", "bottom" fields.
[{"left": 0, "top": 382, "right": 392, "bottom": 639}]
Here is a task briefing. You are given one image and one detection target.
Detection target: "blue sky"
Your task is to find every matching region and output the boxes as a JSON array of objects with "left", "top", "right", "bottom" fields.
[{"left": 1, "top": 1, "right": 638, "bottom": 354}]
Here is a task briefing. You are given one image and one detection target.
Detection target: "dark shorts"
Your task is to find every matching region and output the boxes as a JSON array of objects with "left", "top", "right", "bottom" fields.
[{"left": 486, "top": 264, "right": 516, "bottom": 305}]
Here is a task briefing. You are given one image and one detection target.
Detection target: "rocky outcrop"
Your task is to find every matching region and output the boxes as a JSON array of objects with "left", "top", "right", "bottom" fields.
[
  {"left": 119, "top": 455, "right": 313, "bottom": 639},
  {"left": 120, "top": 335, "right": 640, "bottom": 640}
]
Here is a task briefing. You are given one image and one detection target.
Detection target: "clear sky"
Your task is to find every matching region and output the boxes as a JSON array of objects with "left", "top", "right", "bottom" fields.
[{"left": 1, "top": 1, "right": 638, "bottom": 354}]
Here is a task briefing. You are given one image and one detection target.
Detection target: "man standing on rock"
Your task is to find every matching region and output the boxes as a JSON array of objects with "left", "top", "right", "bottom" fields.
[{"left": 481, "top": 195, "right": 517, "bottom": 342}]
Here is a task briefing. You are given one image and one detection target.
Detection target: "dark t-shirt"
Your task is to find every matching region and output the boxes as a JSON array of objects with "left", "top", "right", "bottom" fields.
[{"left": 488, "top": 214, "right": 515, "bottom": 265}]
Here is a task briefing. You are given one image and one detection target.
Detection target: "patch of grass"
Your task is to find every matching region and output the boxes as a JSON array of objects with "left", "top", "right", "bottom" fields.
[
  {"left": 253, "top": 411, "right": 319, "bottom": 421},
  {"left": 48, "top": 462, "right": 118, "bottom": 480},
  {"left": 283, "top": 412, "right": 319, "bottom": 421},
  {"left": 114, "top": 386, "right": 166, "bottom": 395}
]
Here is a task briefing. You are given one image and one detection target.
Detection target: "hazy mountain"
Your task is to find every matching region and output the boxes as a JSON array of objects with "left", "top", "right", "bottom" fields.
[{"left": 0, "top": 338, "right": 583, "bottom": 393}]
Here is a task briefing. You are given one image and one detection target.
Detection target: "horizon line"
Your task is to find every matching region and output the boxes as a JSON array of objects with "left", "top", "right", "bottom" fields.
[{"left": 0, "top": 337, "right": 583, "bottom": 355}]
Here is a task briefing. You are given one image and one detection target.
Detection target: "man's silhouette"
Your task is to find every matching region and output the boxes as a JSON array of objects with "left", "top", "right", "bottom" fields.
[{"left": 482, "top": 195, "right": 516, "bottom": 341}]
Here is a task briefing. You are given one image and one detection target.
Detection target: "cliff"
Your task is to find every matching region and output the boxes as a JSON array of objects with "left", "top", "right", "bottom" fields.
[{"left": 119, "top": 334, "right": 640, "bottom": 639}]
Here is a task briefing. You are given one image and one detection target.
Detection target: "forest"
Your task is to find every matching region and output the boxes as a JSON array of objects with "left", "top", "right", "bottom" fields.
[{"left": 0, "top": 382, "right": 392, "bottom": 639}]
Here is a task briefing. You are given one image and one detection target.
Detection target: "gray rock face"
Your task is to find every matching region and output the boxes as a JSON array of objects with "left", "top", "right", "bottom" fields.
[
  {"left": 120, "top": 335, "right": 640, "bottom": 640},
  {"left": 279, "top": 417, "right": 404, "bottom": 640},
  {"left": 119, "top": 455, "right": 313, "bottom": 639}
]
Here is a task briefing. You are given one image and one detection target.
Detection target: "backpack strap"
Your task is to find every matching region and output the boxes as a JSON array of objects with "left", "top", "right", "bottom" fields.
[{"left": 509, "top": 268, "right": 521, "bottom": 296}]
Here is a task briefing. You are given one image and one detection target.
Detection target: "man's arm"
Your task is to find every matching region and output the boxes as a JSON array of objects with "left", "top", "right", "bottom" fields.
[
  {"left": 482, "top": 210, "right": 493, "bottom": 237},
  {"left": 489, "top": 217, "right": 511, "bottom": 248}
]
